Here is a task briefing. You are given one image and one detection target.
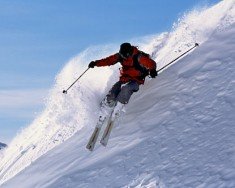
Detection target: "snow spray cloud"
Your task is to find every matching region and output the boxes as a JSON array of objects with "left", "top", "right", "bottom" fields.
[
  {"left": 0, "top": 44, "right": 118, "bottom": 184},
  {"left": 148, "top": 0, "right": 235, "bottom": 70}
]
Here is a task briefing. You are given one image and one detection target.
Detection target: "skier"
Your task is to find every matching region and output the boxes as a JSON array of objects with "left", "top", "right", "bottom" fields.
[{"left": 88, "top": 42, "right": 157, "bottom": 116}]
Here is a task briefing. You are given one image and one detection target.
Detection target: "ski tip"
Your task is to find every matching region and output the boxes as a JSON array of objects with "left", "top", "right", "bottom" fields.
[
  {"left": 86, "top": 144, "right": 94, "bottom": 151},
  {"left": 86, "top": 146, "right": 93, "bottom": 152},
  {"left": 100, "top": 140, "right": 108, "bottom": 147}
]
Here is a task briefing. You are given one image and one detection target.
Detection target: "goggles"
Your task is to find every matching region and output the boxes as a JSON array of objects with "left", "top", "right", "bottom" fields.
[{"left": 119, "top": 52, "right": 131, "bottom": 59}]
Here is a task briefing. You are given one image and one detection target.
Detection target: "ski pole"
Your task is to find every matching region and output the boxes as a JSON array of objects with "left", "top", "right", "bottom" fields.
[
  {"left": 62, "top": 67, "right": 90, "bottom": 94},
  {"left": 157, "top": 43, "right": 199, "bottom": 73}
]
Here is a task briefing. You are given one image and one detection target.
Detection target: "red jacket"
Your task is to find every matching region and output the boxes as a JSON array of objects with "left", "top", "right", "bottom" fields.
[{"left": 94, "top": 47, "right": 156, "bottom": 84}]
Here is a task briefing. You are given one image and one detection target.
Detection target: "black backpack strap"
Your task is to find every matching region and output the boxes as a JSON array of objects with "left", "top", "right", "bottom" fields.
[{"left": 132, "top": 52, "right": 149, "bottom": 78}]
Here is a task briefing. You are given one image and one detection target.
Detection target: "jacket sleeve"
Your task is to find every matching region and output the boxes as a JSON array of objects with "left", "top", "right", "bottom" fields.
[
  {"left": 138, "top": 55, "right": 157, "bottom": 70},
  {"left": 95, "top": 53, "right": 120, "bottom": 67}
]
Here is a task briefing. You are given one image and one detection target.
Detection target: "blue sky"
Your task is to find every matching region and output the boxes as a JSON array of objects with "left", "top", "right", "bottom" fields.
[{"left": 0, "top": 0, "right": 220, "bottom": 143}]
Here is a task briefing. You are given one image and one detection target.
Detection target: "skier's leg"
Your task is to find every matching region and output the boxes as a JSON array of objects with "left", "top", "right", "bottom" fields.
[
  {"left": 116, "top": 81, "right": 139, "bottom": 104},
  {"left": 99, "top": 81, "right": 123, "bottom": 121},
  {"left": 102, "top": 81, "right": 122, "bottom": 107},
  {"left": 112, "top": 81, "right": 139, "bottom": 118}
]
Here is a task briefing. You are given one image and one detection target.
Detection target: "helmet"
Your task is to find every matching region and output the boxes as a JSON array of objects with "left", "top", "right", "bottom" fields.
[{"left": 119, "top": 43, "right": 133, "bottom": 58}]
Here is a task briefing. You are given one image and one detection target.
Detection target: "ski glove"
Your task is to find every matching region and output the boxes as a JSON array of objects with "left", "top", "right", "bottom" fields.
[
  {"left": 88, "top": 61, "right": 96, "bottom": 68},
  {"left": 150, "top": 69, "right": 158, "bottom": 78}
]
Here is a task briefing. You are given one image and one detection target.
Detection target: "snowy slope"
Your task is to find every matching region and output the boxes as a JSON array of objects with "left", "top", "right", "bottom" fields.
[{"left": 1, "top": 1, "right": 235, "bottom": 187}]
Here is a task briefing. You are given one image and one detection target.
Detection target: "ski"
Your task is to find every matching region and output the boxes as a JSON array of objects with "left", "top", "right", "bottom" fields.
[
  {"left": 87, "top": 101, "right": 124, "bottom": 150},
  {"left": 86, "top": 114, "right": 110, "bottom": 151},
  {"left": 100, "top": 117, "right": 115, "bottom": 147},
  {"left": 100, "top": 102, "right": 124, "bottom": 147},
  {"left": 100, "top": 105, "right": 121, "bottom": 147},
  {"left": 86, "top": 126, "right": 101, "bottom": 151}
]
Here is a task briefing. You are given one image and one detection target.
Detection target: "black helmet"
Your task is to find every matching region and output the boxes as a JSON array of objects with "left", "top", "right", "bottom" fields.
[{"left": 119, "top": 43, "right": 133, "bottom": 58}]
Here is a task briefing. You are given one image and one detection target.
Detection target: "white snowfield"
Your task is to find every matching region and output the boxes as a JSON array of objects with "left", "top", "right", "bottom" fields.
[{"left": 1, "top": 1, "right": 235, "bottom": 187}]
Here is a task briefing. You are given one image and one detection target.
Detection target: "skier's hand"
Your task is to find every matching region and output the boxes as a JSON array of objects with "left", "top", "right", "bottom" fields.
[
  {"left": 150, "top": 69, "right": 158, "bottom": 78},
  {"left": 88, "top": 61, "right": 96, "bottom": 68}
]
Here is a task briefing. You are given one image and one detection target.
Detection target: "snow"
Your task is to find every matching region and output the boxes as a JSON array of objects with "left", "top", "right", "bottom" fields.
[{"left": 1, "top": 0, "right": 235, "bottom": 187}]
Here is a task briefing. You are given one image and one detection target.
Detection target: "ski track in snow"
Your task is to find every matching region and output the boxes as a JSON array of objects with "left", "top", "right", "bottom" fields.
[{"left": 1, "top": 1, "right": 235, "bottom": 187}]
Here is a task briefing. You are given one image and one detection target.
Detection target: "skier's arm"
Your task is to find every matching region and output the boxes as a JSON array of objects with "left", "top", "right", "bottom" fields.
[
  {"left": 138, "top": 55, "right": 157, "bottom": 78},
  {"left": 139, "top": 55, "right": 156, "bottom": 70},
  {"left": 95, "top": 53, "right": 120, "bottom": 67}
]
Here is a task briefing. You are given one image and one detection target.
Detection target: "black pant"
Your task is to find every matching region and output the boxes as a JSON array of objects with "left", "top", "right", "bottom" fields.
[{"left": 106, "top": 81, "right": 139, "bottom": 104}]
